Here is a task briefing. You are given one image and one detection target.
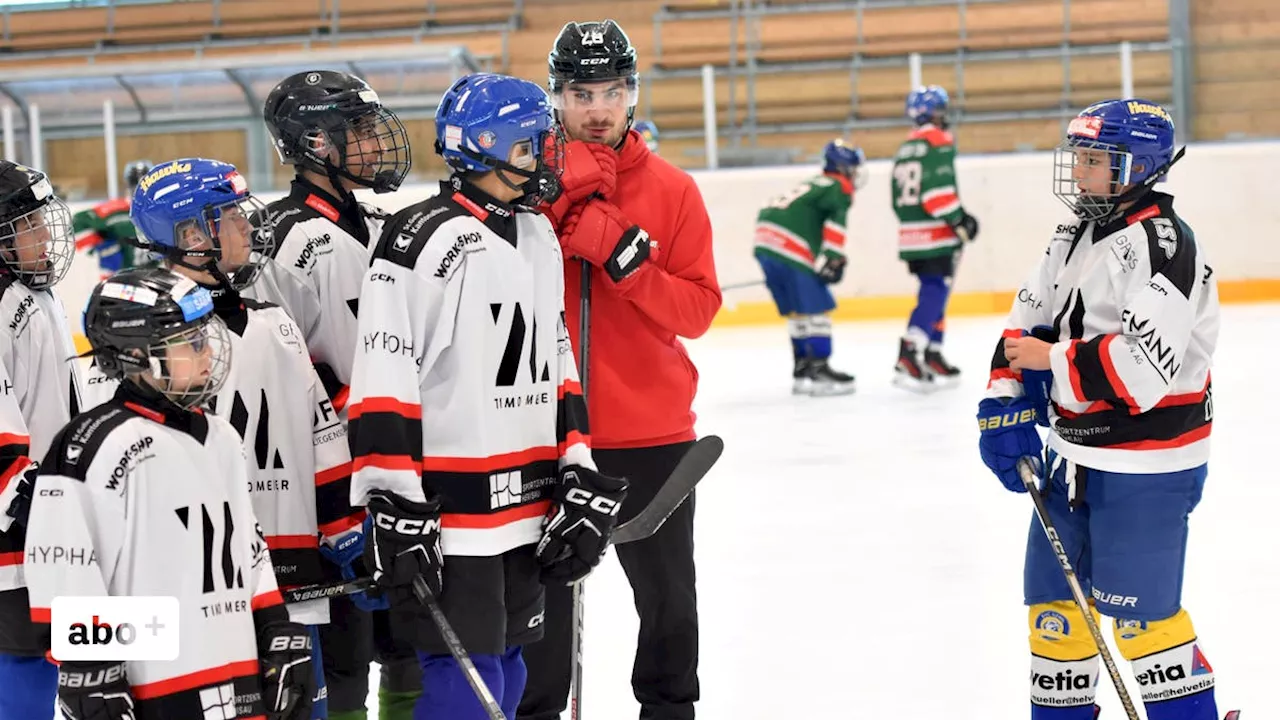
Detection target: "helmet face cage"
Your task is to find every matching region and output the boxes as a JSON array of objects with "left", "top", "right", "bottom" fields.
[
  {"left": 172, "top": 194, "right": 275, "bottom": 290},
  {"left": 298, "top": 104, "right": 412, "bottom": 194},
  {"left": 0, "top": 196, "right": 75, "bottom": 290},
  {"left": 1053, "top": 135, "right": 1134, "bottom": 221},
  {"left": 140, "top": 317, "right": 232, "bottom": 410}
]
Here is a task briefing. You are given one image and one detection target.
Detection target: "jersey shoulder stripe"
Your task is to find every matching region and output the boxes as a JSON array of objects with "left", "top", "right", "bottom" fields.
[
  {"left": 373, "top": 196, "right": 470, "bottom": 271},
  {"left": 262, "top": 197, "right": 324, "bottom": 260},
  {"left": 1137, "top": 206, "right": 1198, "bottom": 299}
]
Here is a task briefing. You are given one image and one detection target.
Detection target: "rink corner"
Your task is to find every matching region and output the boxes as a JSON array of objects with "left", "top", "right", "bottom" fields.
[{"left": 711, "top": 278, "right": 1280, "bottom": 327}]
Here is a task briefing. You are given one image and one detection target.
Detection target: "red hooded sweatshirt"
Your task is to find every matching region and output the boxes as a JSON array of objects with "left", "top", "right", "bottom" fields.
[{"left": 557, "top": 129, "right": 722, "bottom": 449}]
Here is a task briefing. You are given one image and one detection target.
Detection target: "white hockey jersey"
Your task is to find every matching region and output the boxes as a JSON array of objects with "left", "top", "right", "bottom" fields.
[
  {"left": 0, "top": 273, "right": 83, "bottom": 654},
  {"left": 347, "top": 180, "right": 593, "bottom": 557},
  {"left": 82, "top": 288, "right": 361, "bottom": 625},
  {"left": 26, "top": 385, "right": 286, "bottom": 719},
  {"left": 244, "top": 179, "right": 387, "bottom": 409},
  {"left": 987, "top": 192, "right": 1218, "bottom": 473}
]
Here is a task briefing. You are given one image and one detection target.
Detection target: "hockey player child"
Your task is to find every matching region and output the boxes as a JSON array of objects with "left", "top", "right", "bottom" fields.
[
  {"left": 347, "top": 72, "right": 627, "bottom": 720},
  {"left": 252, "top": 70, "right": 420, "bottom": 720},
  {"left": 753, "top": 139, "right": 864, "bottom": 396},
  {"left": 977, "top": 99, "right": 1228, "bottom": 720},
  {"left": 0, "top": 161, "right": 82, "bottom": 720},
  {"left": 22, "top": 266, "right": 315, "bottom": 720},
  {"left": 80, "top": 157, "right": 370, "bottom": 718},
  {"left": 890, "top": 85, "right": 979, "bottom": 391},
  {"left": 73, "top": 159, "right": 152, "bottom": 279}
]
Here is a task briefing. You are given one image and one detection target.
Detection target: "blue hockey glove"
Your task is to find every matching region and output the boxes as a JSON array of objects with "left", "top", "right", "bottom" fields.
[
  {"left": 319, "top": 521, "right": 389, "bottom": 612},
  {"left": 977, "top": 396, "right": 1043, "bottom": 493}
]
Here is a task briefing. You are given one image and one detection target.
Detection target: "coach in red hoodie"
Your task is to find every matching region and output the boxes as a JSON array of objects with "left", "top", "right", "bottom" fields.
[{"left": 517, "top": 19, "right": 721, "bottom": 720}]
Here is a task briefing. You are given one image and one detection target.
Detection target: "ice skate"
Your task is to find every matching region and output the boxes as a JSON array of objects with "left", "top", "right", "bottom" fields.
[
  {"left": 805, "top": 358, "right": 856, "bottom": 396},
  {"left": 792, "top": 358, "right": 814, "bottom": 395},
  {"left": 924, "top": 345, "right": 961, "bottom": 388},
  {"left": 892, "top": 338, "right": 936, "bottom": 393}
]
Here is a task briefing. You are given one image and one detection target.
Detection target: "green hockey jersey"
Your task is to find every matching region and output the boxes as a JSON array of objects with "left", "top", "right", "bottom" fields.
[
  {"left": 72, "top": 197, "right": 138, "bottom": 273},
  {"left": 753, "top": 172, "right": 852, "bottom": 272},
  {"left": 891, "top": 125, "right": 966, "bottom": 261}
]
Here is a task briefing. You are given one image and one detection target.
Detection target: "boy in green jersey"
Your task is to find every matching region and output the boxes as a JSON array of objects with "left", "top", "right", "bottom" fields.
[
  {"left": 753, "top": 139, "right": 865, "bottom": 395},
  {"left": 71, "top": 160, "right": 151, "bottom": 279},
  {"left": 890, "top": 86, "right": 979, "bottom": 392}
]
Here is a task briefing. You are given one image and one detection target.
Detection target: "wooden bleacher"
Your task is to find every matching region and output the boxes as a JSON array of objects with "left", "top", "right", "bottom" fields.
[{"left": 1, "top": 0, "right": 1276, "bottom": 180}]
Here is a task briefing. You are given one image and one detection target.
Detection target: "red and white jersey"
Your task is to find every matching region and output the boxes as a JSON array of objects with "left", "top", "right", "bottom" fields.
[
  {"left": 26, "top": 387, "right": 286, "bottom": 719},
  {"left": 0, "top": 273, "right": 82, "bottom": 593},
  {"left": 82, "top": 290, "right": 361, "bottom": 624},
  {"left": 347, "top": 180, "right": 593, "bottom": 557},
  {"left": 987, "top": 192, "right": 1218, "bottom": 473},
  {"left": 245, "top": 179, "right": 387, "bottom": 409}
]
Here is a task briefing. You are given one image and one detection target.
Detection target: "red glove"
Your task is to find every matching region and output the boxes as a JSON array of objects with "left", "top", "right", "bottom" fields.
[
  {"left": 553, "top": 140, "right": 617, "bottom": 204},
  {"left": 560, "top": 199, "right": 651, "bottom": 283}
]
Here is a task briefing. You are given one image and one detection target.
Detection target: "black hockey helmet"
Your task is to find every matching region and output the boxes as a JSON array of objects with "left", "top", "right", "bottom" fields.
[
  {"left": 0, "top": 161, "right": 75, "bottom": 290},
  {"left": 547, "top": 20, "right": 640, "bottom": 129},
  {"left": 84, "top": 266, "right": 231, "bottom": 409},
  {"left": 263, "top": 70, "right": 411, "bottom": 194},
  {"left": 123, "top": 159, "right": 153, "bottom": 193}
]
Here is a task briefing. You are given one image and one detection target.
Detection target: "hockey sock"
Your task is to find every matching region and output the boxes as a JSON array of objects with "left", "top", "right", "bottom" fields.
[
  {"left": 1028, "top": 602, "right": 1102, "bottom": 720},
  {"left": 416, "top": 652, "right": 506, "bottom": 720},
  {"left": 805, "top": 314, "right": 833, "bottom": 360},
  {"left": 378, "top": 688, "right": 419, "bottom": 720},
  {"left": 308, "top": 626, "right": 328, "bottom": 720},
  {"left": 908, "top": 273, "right": 951, "bottom": 344},
  {"left": 787, "top": 316, "right": 809, "bottom": 362},
  {"left": 0, "top": 654, "right": 57, "bottom": 720},
  {"left": 499, "top": 647, "right": 527, "bottom": 720},
  {"left": 1113, "top": 609, "right": 1218, "bottom": 720}
]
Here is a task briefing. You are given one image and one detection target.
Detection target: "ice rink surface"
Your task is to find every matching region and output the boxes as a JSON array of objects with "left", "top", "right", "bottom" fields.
[{"left": 369, "top": 305, "right": 1273, "bottom": 720}]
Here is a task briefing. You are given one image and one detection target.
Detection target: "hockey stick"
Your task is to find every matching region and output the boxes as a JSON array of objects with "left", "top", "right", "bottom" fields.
[
  {"left": 412, "top": 574, "right": 507, "bottom": 720},
  {"left": 720, "top": 279, "right": 765, "bottom": 292},
  {"left": 282, "top": 438, "right": 722, "bottom": 606},
  {"left": 611, "top": 434, "right": 722, "bottom": 544},
  {"left": 571, "top": 259, "right": 592, "bottom": 720},
  {"left": 1017, "top": 457, "right": 1139, "bottom": 720}
]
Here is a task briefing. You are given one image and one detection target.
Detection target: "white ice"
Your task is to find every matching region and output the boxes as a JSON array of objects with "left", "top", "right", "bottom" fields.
[{"left": 367, "top": 305, "right": 1273, "bottom": 720}]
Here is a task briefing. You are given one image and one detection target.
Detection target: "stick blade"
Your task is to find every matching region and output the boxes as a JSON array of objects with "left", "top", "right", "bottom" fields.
[{"left": 612, "top": 435, "right": 723, "bottom": 545}]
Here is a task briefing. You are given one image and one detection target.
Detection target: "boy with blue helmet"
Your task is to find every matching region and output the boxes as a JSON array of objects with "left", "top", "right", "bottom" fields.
[
  {"left": 891, "top": 85, "right": 979, "bottom": 391},
  {"left": 346, "top": 72, "right": 626, "bottom": 720},
  {"left": 85, "top": 158, "right": 367, "bottom": 720},
  {"left": 753, "top": 138, "right": 865, "bottom": 395},
  {"left": 978, "top": 99, "right": 1235, "bottom": 720}
]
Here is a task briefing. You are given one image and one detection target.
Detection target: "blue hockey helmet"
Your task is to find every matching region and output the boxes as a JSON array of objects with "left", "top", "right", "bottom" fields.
[
  {"left": 129, "top": 158, "right": 275, "bottom": 290},
  {"left": 906, "top": 85, "right": 950, "bottom": 127},
  {"left": 435, "top": 72, "right": 562, "bottom": 207},
  {"left": 1052, "top": 98, "right": 1182, "bottom": 221},
  {"left": 822, "top": 139, "right": 867, "bottom": 189},
  {"left": 634, "top": 120, "right": 659, "bottom": 153}
]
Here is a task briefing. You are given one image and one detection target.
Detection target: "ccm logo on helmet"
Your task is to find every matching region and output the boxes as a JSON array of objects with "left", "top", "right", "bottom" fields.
[
  {"left": 579, "top": 57, "right": 610, "bottom": 65},
  {"left": 374, "top": 513, "right": 440, "bottom": 535},
  {"left": 563, "top": 487, "right": 620, "bottom": 516}
]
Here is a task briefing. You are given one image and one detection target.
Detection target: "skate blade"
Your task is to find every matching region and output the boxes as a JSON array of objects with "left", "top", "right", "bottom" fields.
[
  {"left": 891, "top": 373, "right": 937, "bottom": 394},
  {"left": 929, "top": 373, "right": 962, "bottom": 389},
  {"left": 809, "top": 381, "right": 856, "bottom": 397}
]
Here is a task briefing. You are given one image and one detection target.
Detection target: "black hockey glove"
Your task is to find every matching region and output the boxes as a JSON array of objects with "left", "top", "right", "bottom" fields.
[
  {"left": 816, "top": 255, "right": 846, "bottom": 285},
  {"left": 259, "top": 621, "right": 316, "bottom": 720},
  {"left": 1, "top": 462, "right": 37, "bottom": 531},
  {"left": 951, "top": 210, "right": 980, "bottom": 243},
  {"left": 57, "top": 661, "right": 136, "bottom": 720},
  {"left": 364, "top": 490, "right": 445, "bottom": 600},
  {"left": 537, "top": 466, "right": 628, "bottom": 584}
]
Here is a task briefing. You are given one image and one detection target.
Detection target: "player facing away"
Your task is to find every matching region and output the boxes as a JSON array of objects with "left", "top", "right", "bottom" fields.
[
  {"left": 752, "top": 139, "right": 865, "bottom": 395},
  {"left": 250, "top": 69, "right": 420, "bottom": 720},
  {"left": 977, "top": 100, "right": 1228, "bottom": 720},
  {"left": 890, "top": 85, "right": 979, "bottom": 391},
  {"left": 73, "top": 159, "right": 152, "bottom": 279},
  {"left": 0, "top": 161, "right": 83, "bottom": 720},
  {"left": 347, "top": 72, "right": 627, "bottom": 720},
  {"left": 520, "top": 19, "right": 720, "bottom": 720},
  {"left": 21, "top": 267, "right": 315, "bottom": 720},
  {"left": 79, "top": 157, "right": 370, "bottom": 719}
]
